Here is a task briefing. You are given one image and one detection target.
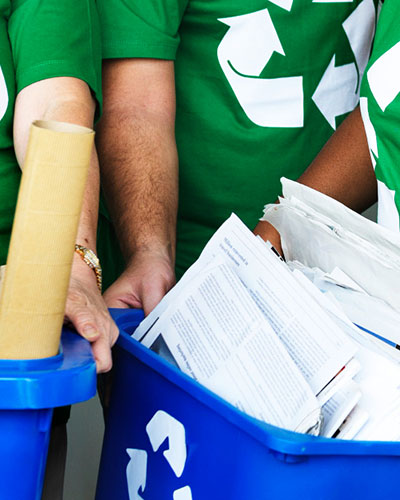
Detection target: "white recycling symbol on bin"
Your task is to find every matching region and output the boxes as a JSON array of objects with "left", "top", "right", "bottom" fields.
[{"left": 126, "top": 410, "right": 193, "bottom": 500}]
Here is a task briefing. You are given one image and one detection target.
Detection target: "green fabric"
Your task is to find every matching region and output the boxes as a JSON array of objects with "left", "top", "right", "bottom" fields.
[
  {"left": 8, "top": 0, "right": 102, "bottom": 110},
  {"left": 0, "top": 1, "right": 17, "bottom": 265},
  {"left": 98, "top": 0, "right": 188, "bottom": 60},
  {"left": 99, "top": 0, "right": 378, "bottom": 280},
  {"left": 360, "top": 0, "right": 400, "bottom": 232},
  {"left": 0, "top": 0, "right": 102, "bottom": 265}
]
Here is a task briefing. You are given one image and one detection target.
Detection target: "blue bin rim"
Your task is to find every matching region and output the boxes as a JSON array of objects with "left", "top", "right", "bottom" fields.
[
  {"left": 111, "top": 308, "right": 400, "bottom": 458},
  {"left": 0, "top": 349, "right": 64, "bottom": 371},
  {"left": 0, "top": 327, "right": 96, "bottom": 410}
]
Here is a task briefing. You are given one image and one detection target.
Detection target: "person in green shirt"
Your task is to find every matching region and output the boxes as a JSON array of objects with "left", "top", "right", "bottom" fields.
[
  {"left": 0, "top": 2, "right": 118, "bottom": 497},
  {"left": 255, "top": 0, "right": 400, "bottom": 248},
  {"left": 96, "top": 0, "right": 378, "bottom": 313},
  {"left": 0, "top": 0, "right": 117, "bottom": 372},
  {"left": 359, "top": 0, "right": 400, "bottom": 231}
]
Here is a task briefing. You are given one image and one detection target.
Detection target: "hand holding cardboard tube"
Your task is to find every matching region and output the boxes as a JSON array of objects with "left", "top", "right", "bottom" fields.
[{"left": 0, "top": 120, "right": 118, "bottom": 363}]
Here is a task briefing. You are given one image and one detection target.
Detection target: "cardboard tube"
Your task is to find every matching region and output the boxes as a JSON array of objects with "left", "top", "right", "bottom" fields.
[
  {"left": 0, "top": 266, "right": 5, "bottom": 296},
  {"left": 0, "top": 120, "right": 94, "bottom": 359}
]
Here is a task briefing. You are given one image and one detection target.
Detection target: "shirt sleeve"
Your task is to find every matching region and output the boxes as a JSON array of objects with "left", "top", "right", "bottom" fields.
[
  {"left": 8, "top": 0, "right": 102, "bottom": 113},
  {"left": 97, "top": 0, "right": 189, "bottom": 60}
]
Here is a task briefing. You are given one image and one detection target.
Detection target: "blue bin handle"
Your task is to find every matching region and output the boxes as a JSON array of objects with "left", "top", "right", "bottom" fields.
[{"left": 0, "top": 325, "right": 97, "bottom": 410}]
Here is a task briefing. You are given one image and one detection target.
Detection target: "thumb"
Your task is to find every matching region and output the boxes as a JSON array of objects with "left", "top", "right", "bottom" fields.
[
  {"left": 104, "top": 295, "right": 133, "bottom": 309},
  {"left": 140, "top": 282, "right": 169, "bottom": 316}
]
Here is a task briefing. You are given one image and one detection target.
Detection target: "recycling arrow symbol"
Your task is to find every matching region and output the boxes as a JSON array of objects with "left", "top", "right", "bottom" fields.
[
  {"left": 312, "top": 55, "right": 359, "bottom": 130},
  {"left": 366, "top": 40, "right": 400, "bottom": 113},
  {"left": 361, "top": 96, "right": 399, "bottom": 231},
  {"left": 126, "top": 449, "right": 147, "bottom": 500},
  {"left": 126, "top": 410, "right": 193, "bottom": 500},
  {"left": 217, "top": 7, "right": 303, "bottom": 128},
  {"left": 217, "top": 0, "right": 376, "bottom": 129},
  {"left": 312, "top": 0, "right": 376, "bottom": 129},
  {"left": 360, "top": 40, "right": 400, "bottom": 231},
  {"left": 0, "top": 67, "right": 9, "bottom": 122}
]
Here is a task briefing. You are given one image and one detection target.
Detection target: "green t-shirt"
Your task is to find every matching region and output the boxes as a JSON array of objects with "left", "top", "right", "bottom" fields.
[
  {"left": 360, "top": 0, "right": 400, "bottom": 232},
  {"left": 0, "top": 0, "right": 102, "bottom": 265},
  {"left": 99, "top": 0, "right": 378, "bottom": 278}
]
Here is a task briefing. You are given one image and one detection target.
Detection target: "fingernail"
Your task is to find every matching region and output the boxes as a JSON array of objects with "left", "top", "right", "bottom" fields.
[{"left": 83, "top": 325, "right": 99, "bottom": 339}]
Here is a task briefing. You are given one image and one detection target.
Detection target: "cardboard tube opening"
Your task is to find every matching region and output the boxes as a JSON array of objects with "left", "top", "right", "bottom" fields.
[{"left": 33, "top": 120, "right": 93, "bottom": 135}]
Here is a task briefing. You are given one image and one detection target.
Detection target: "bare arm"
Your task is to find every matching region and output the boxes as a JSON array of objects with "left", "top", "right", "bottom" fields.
[
  {"left": 14, "top": 77, "right": 118, "bottom": 372},
  {"left": 96, "top": 58, "right": 178, "bottom": 314},
  {"left": 254, "top": 107, "right": 377, "bottom": 252}
]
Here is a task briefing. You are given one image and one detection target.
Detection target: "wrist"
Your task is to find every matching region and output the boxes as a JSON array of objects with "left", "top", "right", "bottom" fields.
[
  {"left": 253, "top": 221, "right": 283, "bottom": 255},
  {"left": 72, "top": 246, "right": 102, "bottom": 291},
  {"left": 126, "top": 241, "right": 175, "bottom": 268},
  {"left": 71, "top": 253, "right": 97, "bottom": 282}
]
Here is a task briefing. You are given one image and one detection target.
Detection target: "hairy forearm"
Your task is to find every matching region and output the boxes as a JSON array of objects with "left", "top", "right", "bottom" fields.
[
  {"left": 13, "top": 77, "right": 99, "bottom": 250},
  {"left": 96, "top": 107, "right": 178, "bottom": 264}
]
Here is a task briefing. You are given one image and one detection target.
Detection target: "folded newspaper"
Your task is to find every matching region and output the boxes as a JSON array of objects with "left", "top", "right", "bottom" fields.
[
  {"left": 134, "top": 214, "right": 361, "bottom": 437},
  {"left": 134, "top": 179, "right": 400, "bottom": 440},
  {"left": 263, "top": 177, "right": 400, "bottom": 311},
  {"left": 260, "top": 178, "right": 400, "bottom": 440}
]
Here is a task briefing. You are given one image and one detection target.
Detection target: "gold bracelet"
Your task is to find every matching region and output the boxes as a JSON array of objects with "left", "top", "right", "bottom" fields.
[{"left": 74, "top": 244, "right": 102, "bottom": 292}]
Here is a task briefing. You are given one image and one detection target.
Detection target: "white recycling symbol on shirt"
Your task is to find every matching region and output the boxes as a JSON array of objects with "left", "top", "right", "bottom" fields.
[
  {"left": 217, "top": 7, "right": 303, "bottom": 128},
  {"left": 360, "top": 40, "right": 400, "bottom": 232},
  {"left": 0, "top": 66, "right": 9, "bottom": 122},
  {"left": 217, "top": 0, "right": 376, "bottom": 129},
  {"left": 126, "top": 410, "right": 193, "bottom": 500}
]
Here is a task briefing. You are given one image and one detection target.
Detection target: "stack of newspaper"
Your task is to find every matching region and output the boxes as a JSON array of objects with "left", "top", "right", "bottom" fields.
[
  {"left": 135, "top": 213, "right": 367, "bottom": 438},
  {"left": 259, "top": 178, "right": 400, "bottom": 440},
  {"left": 134, "top": 180, "right": 400, "bottom": 440}
]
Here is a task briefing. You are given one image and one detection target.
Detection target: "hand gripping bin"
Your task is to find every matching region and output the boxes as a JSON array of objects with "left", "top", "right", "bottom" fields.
[
  {"left": 97, "top": 309, "right": 400, "bottom": 500},
  {"left": 0, "top": 328, "right": 96, "bottom": 500}
]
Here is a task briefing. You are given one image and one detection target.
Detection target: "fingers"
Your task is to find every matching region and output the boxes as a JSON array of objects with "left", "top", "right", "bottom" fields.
[
  {"left": 140, "top": 279, "right": 171, "bottom": 316},
  {"left": 67, "top": 306, "right": 118, "bottom": 373},
  {"left": 103, "top": 286, "right": 141, "bottom": 309},
  {"left": 104, "top": 277, "right": 168, "bottom": 315},
  {"left": 65, "top": 296, "right": 102, "bottom": 342},
  {"left": 91, "top": 335, "right": 113, "bottom": 373},
  {"left": 103, "top": 295, "right": 130, "bottom": 309},
  {"left": 85, "top": 317, "right": 119, "bottom": 373},
  {"left": 65, "top": 285, "right": 119, "bottom": 373},
  {"left": 103, "top": 270, "right": 144, "bottom": 309},
  {"left": 103, "top": 254, "right": 176, "bottom": 315},
  {"left": 91, "top": 319, "right": 119, "bottom": 373}
]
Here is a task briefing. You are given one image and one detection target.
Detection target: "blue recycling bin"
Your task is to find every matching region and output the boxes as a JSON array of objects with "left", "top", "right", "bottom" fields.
[
  {"left": 96, "top": 309, "right": 400, "bottom": 500},
  {"left": 0, "top": 327, "right": 96, "bottom": 500}
]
